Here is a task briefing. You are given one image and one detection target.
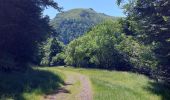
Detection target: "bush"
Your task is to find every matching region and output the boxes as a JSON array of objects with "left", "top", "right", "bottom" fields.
[
  {"left": 115, "top": 35, "right": 158, "bottom": 72},
  {"left": 64, "top": 21, "right": 158, "bottom": 72},
  {"left": 51, "top": 52, "right": 65, "bottom": 66},
  {"left": 40, "top": 38, "right": 65, "bottom": 66}
]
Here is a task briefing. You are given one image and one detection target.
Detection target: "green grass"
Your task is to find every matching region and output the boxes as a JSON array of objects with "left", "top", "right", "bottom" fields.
[
  {"left": 1, "top": 67, "right": 170, "bottom": 100},
  {"left": 56, "top": 67, "right": 170, "bottom": 100},
  {"left": 0, "top": 67, "right": 65, "bottom": 100}
]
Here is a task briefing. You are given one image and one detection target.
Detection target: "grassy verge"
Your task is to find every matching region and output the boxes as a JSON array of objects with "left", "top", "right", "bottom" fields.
[
  {"left": 56, "top": 67, "right": 170, "bottom": 100},
  {"left": 0, "top": 67, "right": 65, "bottom": 100}
]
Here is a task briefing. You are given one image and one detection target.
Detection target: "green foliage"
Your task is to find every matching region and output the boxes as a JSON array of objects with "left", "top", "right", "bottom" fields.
[
  {"left": 115, "top": 35, "right": 158, "bottom": 70},
  {"left": 51, "top": 52, "right": 66, "bottom": 66},
  {"left": 0, "top": 0, "right": 60, "bottom": 71},
  {"left": 40, "top": 38, "right": 53, "bottom": 66},
  {"left": 40, "top": 38, "right": 65, "bottom": 66},
  {"left": 64, "top": 21, "right": 157, "bottom": 70},
  {"left": 50, "top": 8, "right": 120, "bottom": 44},
  {"left": 118, "top": 0, "right": 170, "bottom": 83}
]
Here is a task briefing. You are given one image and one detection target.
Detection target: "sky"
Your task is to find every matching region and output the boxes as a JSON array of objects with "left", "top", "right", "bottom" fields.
[{"left": 43, "top": 0, "right": 125, "bottom": 19}]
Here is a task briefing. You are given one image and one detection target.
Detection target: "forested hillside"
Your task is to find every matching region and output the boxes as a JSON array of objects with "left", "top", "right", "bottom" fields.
[{"left": 50, "top": 8, "right": 119, "bottom": 44}]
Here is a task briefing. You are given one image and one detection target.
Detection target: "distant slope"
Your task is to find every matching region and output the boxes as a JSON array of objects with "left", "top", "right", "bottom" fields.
[{"left": 50, "top": 8, "right": 120, "bottom": 44}]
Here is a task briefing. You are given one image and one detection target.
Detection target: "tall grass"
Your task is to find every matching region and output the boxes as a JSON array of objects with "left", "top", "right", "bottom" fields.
[
  {"left": 0, "top": 67, "right": 65, "bottom": 100},
  {"left": 57, "top": 67, "right": 170, "bottom": 100},
  {"left": 1, "top": 67, "right": 170, "bottom": 100}
]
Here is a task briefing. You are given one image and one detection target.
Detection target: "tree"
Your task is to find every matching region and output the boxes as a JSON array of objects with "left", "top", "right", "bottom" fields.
[
  {"left": 40, "top": 38, "right": 64, "bottom": 66},
  {"left": 0, "top": 0, "right": 61, "bottom": 71},
  {"left": 118, "top": 0, "right": 170, "bottom": 83},
  {"left": 64, "top": 21, "right": 157, "bottom": 71}
]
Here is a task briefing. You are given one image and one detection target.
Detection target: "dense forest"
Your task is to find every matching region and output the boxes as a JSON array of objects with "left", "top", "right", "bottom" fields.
[{"left": 0, "top": 0, "right": 170, "bottom": 100}]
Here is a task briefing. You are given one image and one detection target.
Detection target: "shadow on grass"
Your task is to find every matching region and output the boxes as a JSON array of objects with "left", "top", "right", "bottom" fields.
[
  {"left": 144, "top": 81, "right": 170, "bottom": 100},
  {"left": 0, "top": 68, "right": 64, "bottom": 100}
]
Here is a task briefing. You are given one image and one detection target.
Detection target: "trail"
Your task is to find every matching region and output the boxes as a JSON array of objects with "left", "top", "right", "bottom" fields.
[{"left": 44, "top": 70, "right": 92, "bottom": 100}]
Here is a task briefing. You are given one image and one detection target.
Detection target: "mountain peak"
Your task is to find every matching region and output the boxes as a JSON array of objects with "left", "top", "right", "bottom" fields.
[{"left": 50, "top": 8, "right": 119, "bottom": 44}]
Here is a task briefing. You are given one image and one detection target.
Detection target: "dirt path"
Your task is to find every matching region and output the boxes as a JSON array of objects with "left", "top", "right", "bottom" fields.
[{"left": 44, "top": 71, "right": 93, "bottom": 100}]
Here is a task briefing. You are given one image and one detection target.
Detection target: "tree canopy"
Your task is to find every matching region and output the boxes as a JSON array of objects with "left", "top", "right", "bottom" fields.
[
  {"left": 118, "top": 0, "right": 170, "bottom": 83},
  {"left": 64, "top": 21, "right": 157, "bottom": 72},
  {"left": 0, "top": 0, "right": 60, "bottom": 71}
]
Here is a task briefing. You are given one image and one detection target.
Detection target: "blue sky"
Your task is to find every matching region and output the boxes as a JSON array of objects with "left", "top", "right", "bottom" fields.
[{"left": 43, "top": 0, "right": 125, "bottom": 19}]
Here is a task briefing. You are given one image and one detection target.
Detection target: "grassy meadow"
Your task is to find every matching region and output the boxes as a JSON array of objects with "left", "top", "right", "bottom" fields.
[
  {"left": 56, "top": 67, "right": 170, "bottom": 100},
  {"left": 0, "top": 67, "right": 170, "bottom": 100}
]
